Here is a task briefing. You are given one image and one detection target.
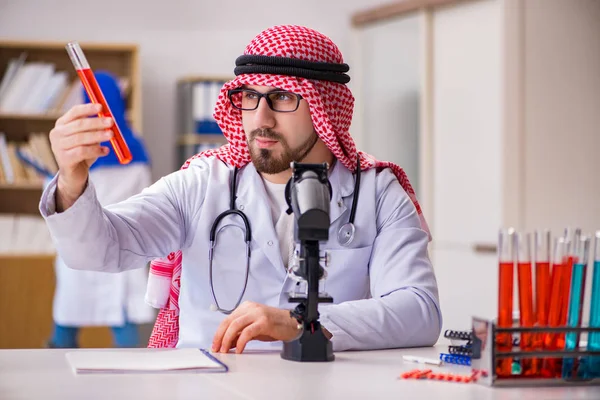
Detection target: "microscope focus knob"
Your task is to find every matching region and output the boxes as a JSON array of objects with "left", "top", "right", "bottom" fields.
[{"left": 320, "top": 251, "right": 331, "bottom": 268}]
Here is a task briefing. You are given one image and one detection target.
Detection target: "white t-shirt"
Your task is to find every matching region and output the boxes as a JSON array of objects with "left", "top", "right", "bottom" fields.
[{"left": 261, "top": 178, "right": 294, "bottom": 268}]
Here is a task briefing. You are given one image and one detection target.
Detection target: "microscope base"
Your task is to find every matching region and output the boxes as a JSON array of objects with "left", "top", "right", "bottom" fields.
[{"left": 281, "top": 324, "right": 334, "bottom": 362}]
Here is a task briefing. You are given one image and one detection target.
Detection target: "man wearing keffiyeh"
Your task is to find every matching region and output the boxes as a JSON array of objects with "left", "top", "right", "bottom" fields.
[{"left": 41, "top": 25, "right": 442, "bottom": 354}]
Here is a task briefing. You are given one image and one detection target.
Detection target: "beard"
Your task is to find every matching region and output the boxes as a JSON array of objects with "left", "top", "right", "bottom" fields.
[{"left": 247, "top": 128, "right": 319, "bottom": 174}]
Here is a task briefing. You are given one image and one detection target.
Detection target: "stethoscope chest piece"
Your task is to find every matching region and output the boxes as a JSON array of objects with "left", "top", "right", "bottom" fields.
[
  {"left": 336, "top": 154, "right": 361, "bottom": 247},
  {"left": 338, "top": 222, "right": 356, "bottom": 247}
]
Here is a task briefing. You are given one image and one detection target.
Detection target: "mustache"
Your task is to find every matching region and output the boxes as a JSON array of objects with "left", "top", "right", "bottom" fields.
[{"left": 249, "top": 129, "right": 283, "bottom": 142}]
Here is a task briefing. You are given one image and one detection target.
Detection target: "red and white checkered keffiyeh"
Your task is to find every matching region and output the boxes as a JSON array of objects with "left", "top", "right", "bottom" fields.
[{"left": 146, "top": 25, "right": 430, "bottom": 348}]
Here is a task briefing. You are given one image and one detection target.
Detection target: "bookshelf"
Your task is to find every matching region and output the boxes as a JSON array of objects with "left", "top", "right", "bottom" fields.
[
  {"left": 0, "top": 40, "right": 142, "bottom": 349},
  {"left": 0, "top": 40, "right": 142, "bottom": 215},
  {"left": 175, "top": 75, "right": 231, "bottom": 168}
]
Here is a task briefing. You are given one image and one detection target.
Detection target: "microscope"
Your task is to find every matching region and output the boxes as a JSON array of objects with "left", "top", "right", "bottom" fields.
[{"left": 281, "top": 161, "right": 334, "bottom": 362}]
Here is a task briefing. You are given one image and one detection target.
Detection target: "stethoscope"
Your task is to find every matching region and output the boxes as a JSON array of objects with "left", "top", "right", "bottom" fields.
[
  {"left": 208, "top": 166, "right": 251, "bottom": 315},
  {"left": 208, "top": 155, "right": 361, "bottom": 315},
  {"left": 337, "top": 155, "right": 361, "bottom": 246}
]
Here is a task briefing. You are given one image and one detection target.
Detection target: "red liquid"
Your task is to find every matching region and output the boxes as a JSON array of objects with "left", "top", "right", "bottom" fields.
[
  {"left": 497, "top": 261, "right": 514, "bottom": 377},
  {"left": 542, "top": 260, "right": 570, "bottom": 377},
  {"left": 535, "top": 262, "right": 551, "bottom": 327},
  {"left": 556, "top": 256, "right": 574, "bottom": 348},
  {"left": 76, "top": 68, "right": 132, "bottom": 164},
  {"left": 518, "top": 262, "right": 538, "bottom": 375},
  {"left": 534, "top": 261, "right": 551, "bottom": 375}
]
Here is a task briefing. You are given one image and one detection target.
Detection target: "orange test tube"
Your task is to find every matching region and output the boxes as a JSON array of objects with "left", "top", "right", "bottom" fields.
[
  {"left": 516, "top": 232, "right": 537, "bottom": 375},
  {"left": 497, "top": 228, "right": 515, "bottom": 378},
  {"left": 533, "top": 230, "right": 551, "bottom": 376},
  {"left": 542, "top": 237, "right": 569, "bottom": 377},
  {"left": 534, "top": 231, "right": 551, "bottom": 340},
  {"left": 65, "top": 41, "right": 132, "bottom": 164}
]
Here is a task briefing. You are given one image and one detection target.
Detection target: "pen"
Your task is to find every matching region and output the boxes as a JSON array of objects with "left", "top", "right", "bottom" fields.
[{"left": 402, "top": 355, "right": 442, "bottom": 366}]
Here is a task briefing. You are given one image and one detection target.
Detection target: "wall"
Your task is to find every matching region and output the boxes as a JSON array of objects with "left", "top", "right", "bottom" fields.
[
  {"left": 0, "top": 0, "right": 385, "bottom": 180},
  {"left": 523, "top": 0, "right": 600, "bottom": 235},
  {"left": 354, "top": 13, "right": 422, "bottom": 196},
  {"left": 429, "top": 0, "right": 503, "bottom": 333},
  {"left": 522, "top": 0, "right": 600, "bottom": 328}
]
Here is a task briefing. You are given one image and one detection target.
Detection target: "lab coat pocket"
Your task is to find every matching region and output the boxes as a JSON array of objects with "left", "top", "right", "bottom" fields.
[{"left": 323, "top": 245, "right": 372, "bottom": 303}]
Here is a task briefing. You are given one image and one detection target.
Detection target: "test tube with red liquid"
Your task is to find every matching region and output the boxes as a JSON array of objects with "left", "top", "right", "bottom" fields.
[
  {"left": 497, "top": 228, "right": 515, "bottom": 378},
  {"left": 542, "top": 237, "right": 569, "bottom": 377},
  {"left": 65, "top": 41, "right": 132, "bottom": 164},
  {"left": 516, "top": 232, "right": 537, "bottom": 376},
  {"left": 533, "top": 230, "right": 551, "bottom": 376}
]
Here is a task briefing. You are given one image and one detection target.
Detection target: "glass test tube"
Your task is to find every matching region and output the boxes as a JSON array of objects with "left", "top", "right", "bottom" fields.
[
  {"left": 516, "top": 232, "right": 537, "bottom": 376},
  {"left": 585, "top": 232, "right": 600, "bottom": 378},
  {"left": 497, "top": 228, "right": 515, "bottom": 378},
  {"left": 557, "top": 229, "right": 578, "bottom": 349},
  {"left": 542, "top": 237, "right": 569, "bottom": 377},
  {"left": 65, "top": 41, "right": 132, "bottom": 164},
  {"left": 562, "top": 235, "right": 590, "bottom": 378},
  {"left": 534, "top": 231, "right": 551, "bottom": 340}
]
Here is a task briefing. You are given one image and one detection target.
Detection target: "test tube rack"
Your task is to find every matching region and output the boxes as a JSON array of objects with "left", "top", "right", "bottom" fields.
[{"left": 470, "top": 316, "right": 600, "bottom": 387}]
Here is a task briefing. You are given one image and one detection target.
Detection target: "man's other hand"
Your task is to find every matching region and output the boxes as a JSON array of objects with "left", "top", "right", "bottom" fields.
[{"left": 211, "top": 301, "right": 300, "bottom": 354}]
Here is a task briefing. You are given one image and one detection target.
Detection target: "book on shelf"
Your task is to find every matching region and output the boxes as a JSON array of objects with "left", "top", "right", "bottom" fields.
[
  {"left": 176, "top": 78, "right": 229, "bottom": 168},
  {"left": 0, "top": 52, "right": 130, "bottom": 115},
  {"left": 178, "top": 79, "right": 225, "bottom": 135},
  {"left": 0, "top": 131, "right": 56, "bottom": 253},
  {"left": 0, "top": 132, "right": 57, "bottom": 184}
]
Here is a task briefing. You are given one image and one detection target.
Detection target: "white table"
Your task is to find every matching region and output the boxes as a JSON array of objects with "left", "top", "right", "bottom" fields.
[{"left": 1, "top": 345, "right": 598, "bottom": 399}]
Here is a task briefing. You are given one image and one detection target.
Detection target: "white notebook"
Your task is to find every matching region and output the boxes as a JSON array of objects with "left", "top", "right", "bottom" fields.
[{"left": 65, "top": 348, "right": 228, "bottom": 374}]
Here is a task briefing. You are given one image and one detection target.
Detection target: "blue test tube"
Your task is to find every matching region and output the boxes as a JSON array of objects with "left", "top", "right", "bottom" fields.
[
  {"left": 562, "top": 235, "right": 590, "bottom": 378},
  {"left": 584, "top": 232, "right": 600, "bottom": 378}
]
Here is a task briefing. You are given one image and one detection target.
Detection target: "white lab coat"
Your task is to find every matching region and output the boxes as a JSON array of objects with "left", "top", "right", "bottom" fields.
[
  {"left": 41, "top": 157, "right": 442, "bottom": 350},
  {"left": 51, "top": 163, "right": 156, "bottom": 326}
]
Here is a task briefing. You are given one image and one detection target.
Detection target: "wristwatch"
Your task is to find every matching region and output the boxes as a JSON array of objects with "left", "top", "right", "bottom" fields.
[{"left": 289, "top": 303, "right": 305, "bottom": 324}]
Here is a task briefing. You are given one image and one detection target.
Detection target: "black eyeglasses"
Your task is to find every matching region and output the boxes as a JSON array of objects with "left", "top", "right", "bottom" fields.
[{"left": 228, "top": 88, "right": 304, "bottom": 113}]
